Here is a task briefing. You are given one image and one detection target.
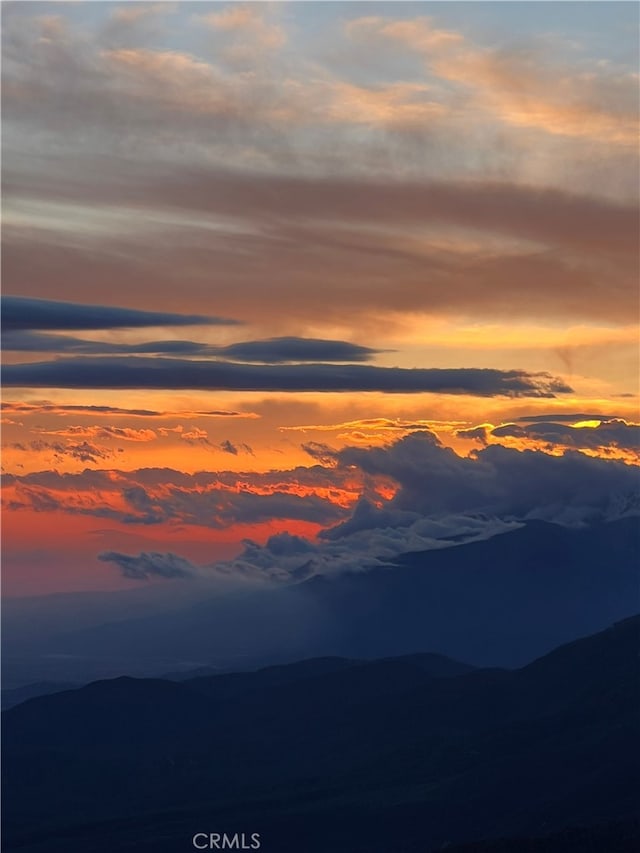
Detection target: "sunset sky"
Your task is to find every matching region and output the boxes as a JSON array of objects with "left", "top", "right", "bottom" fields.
[{"left": 2, "top": 1, "right": 638, "bottom": 597}]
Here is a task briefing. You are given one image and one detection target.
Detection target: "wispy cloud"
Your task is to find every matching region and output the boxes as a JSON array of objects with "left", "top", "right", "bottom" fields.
[
  {"left": 1, "top": 401, "right": 258, "bottom": 419},
  {"left": 347, "top": 15, "right": 639, "bottom": 144},
  {"left": 8, "top": 439, "right": 114, "bottom": 464},
  {"left": 34, "top": 425, "right": 158, "bottom": 442},
  {"left": 98, "top": 550, "right": 198, "bottom": 581},
  {"left": 5, "top": 170, "right": 635, "bottom": 331}
]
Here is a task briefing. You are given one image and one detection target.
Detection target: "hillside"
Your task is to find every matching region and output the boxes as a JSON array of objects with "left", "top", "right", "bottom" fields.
[{"left": 3, "top": 616, "right": 639, "bottom": 852}]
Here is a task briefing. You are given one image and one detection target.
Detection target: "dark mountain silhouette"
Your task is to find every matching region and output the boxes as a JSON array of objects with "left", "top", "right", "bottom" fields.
[
  {"left": 300, "top": 516, "right": 640, "bottom": 665},
  {"left": 3, "top": 616, "right": 639, "bottom": 852},
  {"left": 44, "top": 517, "right": 639, "bottom": 676},
  {"left": 444, "top": 819, "right": 640, "bottom": 852},
  {"left": 1, "top": 653, "right": 473, "bottom": 711}
]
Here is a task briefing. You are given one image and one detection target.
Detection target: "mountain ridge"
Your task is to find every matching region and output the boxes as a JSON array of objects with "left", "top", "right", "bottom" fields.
[
  {"left": 26, "top": 517, "right": 639, "bottom": 679},
  {"left": 3, "top": 615, "right": 639, "bottom": 852}
]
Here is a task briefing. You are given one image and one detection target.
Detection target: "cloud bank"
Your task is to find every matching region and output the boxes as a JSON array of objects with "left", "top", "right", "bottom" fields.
[
  {"left": 3, "top": 358, "right": 572, "bottom": 397},
  {"left": 88, "top": 431, "right": 640, "bottom": 582}
]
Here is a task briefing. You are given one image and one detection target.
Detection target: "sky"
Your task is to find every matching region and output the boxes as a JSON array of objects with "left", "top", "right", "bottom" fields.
[{"left": 2, "top": 1, "right": 639, "bottom": 597}]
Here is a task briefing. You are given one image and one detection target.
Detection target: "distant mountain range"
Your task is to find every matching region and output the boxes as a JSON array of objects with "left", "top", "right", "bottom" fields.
[
  {"left": 3, "top": 615, "right": 639, "bottom": 852},
  {"left": 1, "top": 680, "right": 80, "bottom": 711},
  {"left": 7, "top": 517, "right": 636, "bottom": 691}
]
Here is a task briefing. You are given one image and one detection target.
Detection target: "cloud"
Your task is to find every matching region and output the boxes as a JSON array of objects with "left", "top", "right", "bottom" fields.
[
  {"left": 98, "top": 532, "right": 316, "bottom": 584},
  {"left": 8, "top": 439, "right": 114, "bottom": 464},
  {"left": 205, "top": 489, "right": 345, "bottom": 527},
  {"left": 2, "top": 330, "right": 381, "bottom": 363},
  {"left": 302, "top": 442, "right": 341, "bottom": 466},
  {"left": 180, "top": 427, "right": 212, "bottom": 446},
  {"left": 7, "top": 7, "right": 635, "bottom": 174},
  {"left": 207, "top": 431, "right": 640, "bottom": 581},
  {"left": 457, "top": 418, "right": 640, "bottom": 458},
  {"left": 35, "top": 425, "right": 157, "bottom": 442},
  {"left": 347, "top": 15, "right": 639, "bottom": 145},
  {"left": 9, "top": 168, "right": 637, "bottom": 259},
  {"left": 220, "top": 439, "right": 253, "bottom": 456},
  {"left": 158, "top": 425, "right": 184, "bottom": 437},
  {"left": 200, "top": 5, "right": 286, "bottom": 57},
  {"left": 283, "top": 417, "right": 466, "bottom": 433},
  {"left": 3, "top": 466, "right": 350, "bottom": 529},
  {"left": 4, "top": 168, "right": 636, "bottom": 331},
  {"left": 100, "top": 3, "right": 177, "bottom": 48},
  {"left": 1, "top": 296, "right": 239, "bottom": 331},
  {"left": 332, "top": 431, "right": 640, "bottom": 522},
  {"left": 1, "top": 331, "right": 217, "bottom": 355},
  {"left": 515, "top": 412, "right": 627, "bottom": 423},
  {"left": 1, "top": 463, "right": 361, "bottom": 498},
  {"left": 218, "top": 337, "right": 382, "bottom": 363},
  {"left": 29, "top": 430, "right": 633, "bottom": 584},
  {"left": 2, "top": 357, "right": 572, "bottom": 397},
  {"left": 2, "top": 13, "right": 302, "bottom": 150},
  {"left": 321, "top": 79, "right": 447, "bottom": 126},
  {"left": 1, "top": 401, "right": 258, "bottom": 419},
  {"left": 98, "top": 550, "right": 197, "bottom": 581}
]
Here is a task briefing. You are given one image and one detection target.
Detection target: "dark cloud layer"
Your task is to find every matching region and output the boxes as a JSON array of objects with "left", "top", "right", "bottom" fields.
[
  {"left": 3, "top": 357, "right": 572, "bottom": 397},
  {"left": 3, "top": 330, "right": 380, "bottom": 363},
  {"left": 332, "top": 432, "right": 639, "bottom": 521},
  {"left": 218, "top": 337, "right": 381, "bottom": 363},
  {"left": 2, "top": 331, "right": 216, "bottom": 355},
  {"left": 2, "top": 296, "right": 238, "bottom": 331}
]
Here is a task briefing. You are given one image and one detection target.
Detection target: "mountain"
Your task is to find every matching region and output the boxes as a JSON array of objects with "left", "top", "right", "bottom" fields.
[
  {"left": 1, "top": 680, "right": 79, "bottom": 710},
  {"left": 443, "top": 820, "right": 640, "bottom": 852},
  {"left": 3, "top": 616, "right": 639, "bottom": 852},
  {"left": 37, "top": 517, "right": 639, "bottom": 682},
  {"left": 300, "top": 516, "right": 640, "bottom": 665},
  {"left": 1, "top": 653, "right": 473, "bottom": 711}
]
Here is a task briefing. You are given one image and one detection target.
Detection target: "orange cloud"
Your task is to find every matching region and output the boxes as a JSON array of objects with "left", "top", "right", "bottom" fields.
[
  {"left": 36, "top": 425, "right": 158, "bottom": 442},
  {"left": 456, "top": 418, "right": 640, "bottom": 464},
  {"left": 323, "top": 80, "right": 447, "bottom": 126},
  {"left": 2, "top": 465, "right": 358, "bottom": 531},
  {"left": 181, "top": 427, "right": 209, "bottom": 442},
  {"left": 201, "top": 5, "right": 286, "bottom": 53},
  {"left": 1, "top": 401, "right": 259, "bottom": 419},
  {"left": 348, "top": 15, "right": 639, "bottom": 145},
  {"left": 282, "top": 417, "right": 466, "bottom": 433}
]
